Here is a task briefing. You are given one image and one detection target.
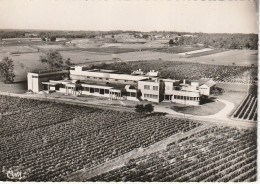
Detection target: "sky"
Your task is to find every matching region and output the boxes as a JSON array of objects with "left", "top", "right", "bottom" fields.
[{"left": 0, "top": 0, "right": 258, "bottom": 34}]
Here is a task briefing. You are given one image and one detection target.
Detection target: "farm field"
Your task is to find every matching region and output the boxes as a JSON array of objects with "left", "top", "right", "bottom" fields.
[
  {"left": 0, "top": 38, "right": 257, "bottom": 83},
  {"left": 178, "top": 50, "right": 258, "bottom": 66},
  {"left": 231, "top": 94, "right": 257, "bottom": 122},
  {"left": 97, "top": 60, "right": 257, "bottom": 84},
  {"left": 0, "top": 95, "right": 201, "bottom": 181},
  {"left": 89, "top": 126, "right": 257, "bottom": 182}
]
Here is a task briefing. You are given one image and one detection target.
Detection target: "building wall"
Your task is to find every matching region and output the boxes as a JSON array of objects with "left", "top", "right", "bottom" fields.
[
  {"left": 171, "top": 90, "right": 200, "bottom": 106},
  {"left": 138, "top": 80, "right": 161, "bottom": 103},
  {"left": 199, "top": 85, "right": 210, "bottom": 96},
  {"left": 70, "top": 74, "right": 138, "bottom": 85},
  {"left": 70, "top": 69, "right": 147, "bottom": 81},
  {"left": 27, "top": 71, "right": 68, "bottom": 93},
  {"left": 172, "top": 99, "right": 200, "bottom": 106}
]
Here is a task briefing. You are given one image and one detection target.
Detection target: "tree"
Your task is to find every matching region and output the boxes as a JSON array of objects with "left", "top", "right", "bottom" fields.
[
  {"left": 169, "top": 39, "right": 174, "bottom": 46},
  {"left": 135, "top": 104, "right": 144, "bottom": 114},
  {"left": 65, "top": 58, "right": 71, "bottom": 66},
  {"left": 50, "top": 36, "right": 56, "bottom": 42},
  {"left": 39, "top": 50, "right": 64, "bottom": 69},
  {"left": 135, "top": 104, "right": 154, "bottom": 114},
  {"left": 0, "top": 57, "right": 15, "bottom": 83},
  {"left": 144, "top": 104, "right": 154, "bottom": 113}
]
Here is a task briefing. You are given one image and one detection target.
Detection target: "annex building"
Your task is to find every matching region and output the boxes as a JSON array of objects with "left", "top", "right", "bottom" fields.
[{"left": 27, "top": 66, "right": 216, "bottom": 106}]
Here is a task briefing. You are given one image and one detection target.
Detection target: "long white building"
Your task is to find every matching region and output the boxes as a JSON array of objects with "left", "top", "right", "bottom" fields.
[{"left": 27, "top": 66, "right": 216, "bottom": 106}]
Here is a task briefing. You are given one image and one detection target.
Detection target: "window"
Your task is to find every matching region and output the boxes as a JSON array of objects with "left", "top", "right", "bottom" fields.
[
  {"left": 83, "top": 87, "right": 90, "bottom": 91},
  {"left": 99, "top": 78, "right": 102, "bottom": 80},
  {"left": 106, "top": 78, "right": 109, "bottom": 80},
  {"left": 153, "top": 95, "right": 158, "bottom": 99},
  {"left": 131, "top": 92, "right": 136, "bottom": 97},
  {"left": 127, "top": 92, "right": 130, "bottom": 96},
  {"left": 153, "top": 86, "right": 159, "bottom": 91},
  {"left": 105, "top": 89, "right": 109, "bottom": 94},
  {"left": 115, "top": 79, "right": 118, "bottom": 81},
  {"left": 100, "top": 89, "right": 104, "bottom": 94},
  {"left": 125, "top": 80, "right": 128, "bottom": 82},
  {"left": 144, "top": 85, "right": 150, "bottom": 90},
  {"left": 144, "top": 94, "right": 157, "bottom": 99},
  {"left": 94, "top": 88, "right": 99, "bottom": 93},
  {"left": 94, "top": 77, "right": 97, "bottom": 79}
]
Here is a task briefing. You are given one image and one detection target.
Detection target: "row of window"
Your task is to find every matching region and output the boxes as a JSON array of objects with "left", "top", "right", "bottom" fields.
[
  {"left": 126, "top": 92, "right": 137, "bottom": 97},
  {"left": 83, "top": 76, "right": 136, "bottom": 83},
  {"left": 144, "top": 94, "right": 158, "bottom": 99},
  {"left": 144, "top": 85, "right": 159, "bottom": 91},
  {"left": 81, "top": 87, "right": 110, "bottom": 94},
  {"left": 173, "top": 95, "right": 200, "bottom": 101}
]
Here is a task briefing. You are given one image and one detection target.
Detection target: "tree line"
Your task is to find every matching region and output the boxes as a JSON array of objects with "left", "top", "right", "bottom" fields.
[
  {"left": 0, "top": 30, "right": 257, "bottom": 50},
  {"left": 169, "top": 33, "right": 258, "bottom": 50}
]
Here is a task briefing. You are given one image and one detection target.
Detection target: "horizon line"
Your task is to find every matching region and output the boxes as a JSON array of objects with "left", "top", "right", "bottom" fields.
[{"left": 0, "top": 28, "right": 258, "bottom": 35}]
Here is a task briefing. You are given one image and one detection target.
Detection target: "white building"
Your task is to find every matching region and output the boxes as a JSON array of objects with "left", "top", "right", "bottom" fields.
[
  {"left": 27, "top": 67, "right": 215, "bottom": 106},
  {"left": 138, "top": 78, "right": 163, "bottom": 103},
  {"left": 27, "top": 70, "right": 68, "bottom": 93},
  {"left": 70, "top": 67, "right": 149, "bottom": 85},
  {"left": 198, "top": 78, "right": 216, "bottom": 96}
]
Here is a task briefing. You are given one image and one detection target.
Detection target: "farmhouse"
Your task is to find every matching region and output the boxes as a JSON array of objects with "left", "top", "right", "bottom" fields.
[{"left": 27, "top": 66, "right": 215, "bottom": 106}]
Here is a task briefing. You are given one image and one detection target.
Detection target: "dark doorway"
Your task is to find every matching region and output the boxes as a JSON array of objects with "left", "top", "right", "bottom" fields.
[{"left": 100, "top": 89, "right": 104, "bottom": 94}]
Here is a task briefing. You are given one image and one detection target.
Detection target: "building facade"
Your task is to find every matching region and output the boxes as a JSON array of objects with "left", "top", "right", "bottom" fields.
[
  {"left": 27, "top": 67, "right": 215, "bottom": 106},
  {"left": 27, "top": 70, "right": 68, "bottom": 93}
]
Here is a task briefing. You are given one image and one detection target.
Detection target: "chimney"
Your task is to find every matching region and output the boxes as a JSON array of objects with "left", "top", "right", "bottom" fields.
[{"left": 183, "top": 79, "right": 186, "bottom": 84}]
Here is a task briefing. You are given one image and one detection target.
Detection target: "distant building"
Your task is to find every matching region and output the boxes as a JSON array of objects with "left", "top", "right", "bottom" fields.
[
  {"left": 132, "top": 69, "right": 145, "bottom": 75},
  {"left": 25, "top": 33, "right": 38, "bottom": 37}
]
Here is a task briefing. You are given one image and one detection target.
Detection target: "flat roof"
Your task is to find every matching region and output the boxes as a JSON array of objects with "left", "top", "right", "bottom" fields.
[
  {"left": 28, "top": 69, "right": 66, "bottom": 74},
  {"left": 42, "top": 82, "right": 60, "bottom": 85},
  {"left": 80, "top": 81, "right": 126, "bottom": 90}
]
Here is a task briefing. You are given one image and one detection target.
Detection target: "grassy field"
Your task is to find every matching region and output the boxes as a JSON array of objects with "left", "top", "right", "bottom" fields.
[
  {"left": 0, "top": 39, "right": 257, "bottom": 83},
  {"left": 171, "top": 98, "right": 225, "bottom": 116},
  {"left": 0, "top": 82, "right": 27, "bottom": 93},
  {"left": 179, "top": 50, "right": 258, "bottom": 66}
]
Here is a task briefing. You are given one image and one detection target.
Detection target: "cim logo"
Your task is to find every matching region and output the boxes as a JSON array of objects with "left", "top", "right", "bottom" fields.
[{"left": 2, "top": 166, "right": 30, "bottom": 180}]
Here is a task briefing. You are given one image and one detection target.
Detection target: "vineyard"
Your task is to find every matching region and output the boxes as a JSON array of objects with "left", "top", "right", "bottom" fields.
[
  {"left": 97, "top": 60, "right": 258, "bottom": 84},
  {"left": 89, "top": 126, "right": 257, "bottom": 182},
  {"left": 0, "top": 95, "right": 201, "bottom": 181},
  {"left": 231, "top": 94, "right": 257, "bottom": 121}
]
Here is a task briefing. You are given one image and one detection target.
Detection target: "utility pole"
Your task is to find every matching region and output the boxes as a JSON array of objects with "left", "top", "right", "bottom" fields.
[{"left": 183, "top": 97, "right": 186, "bottom": 119}]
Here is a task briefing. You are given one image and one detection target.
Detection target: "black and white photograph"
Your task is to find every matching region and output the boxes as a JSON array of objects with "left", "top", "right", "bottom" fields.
[{"left": 0, "top": 0, "right": 258, "bottom": 182}]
